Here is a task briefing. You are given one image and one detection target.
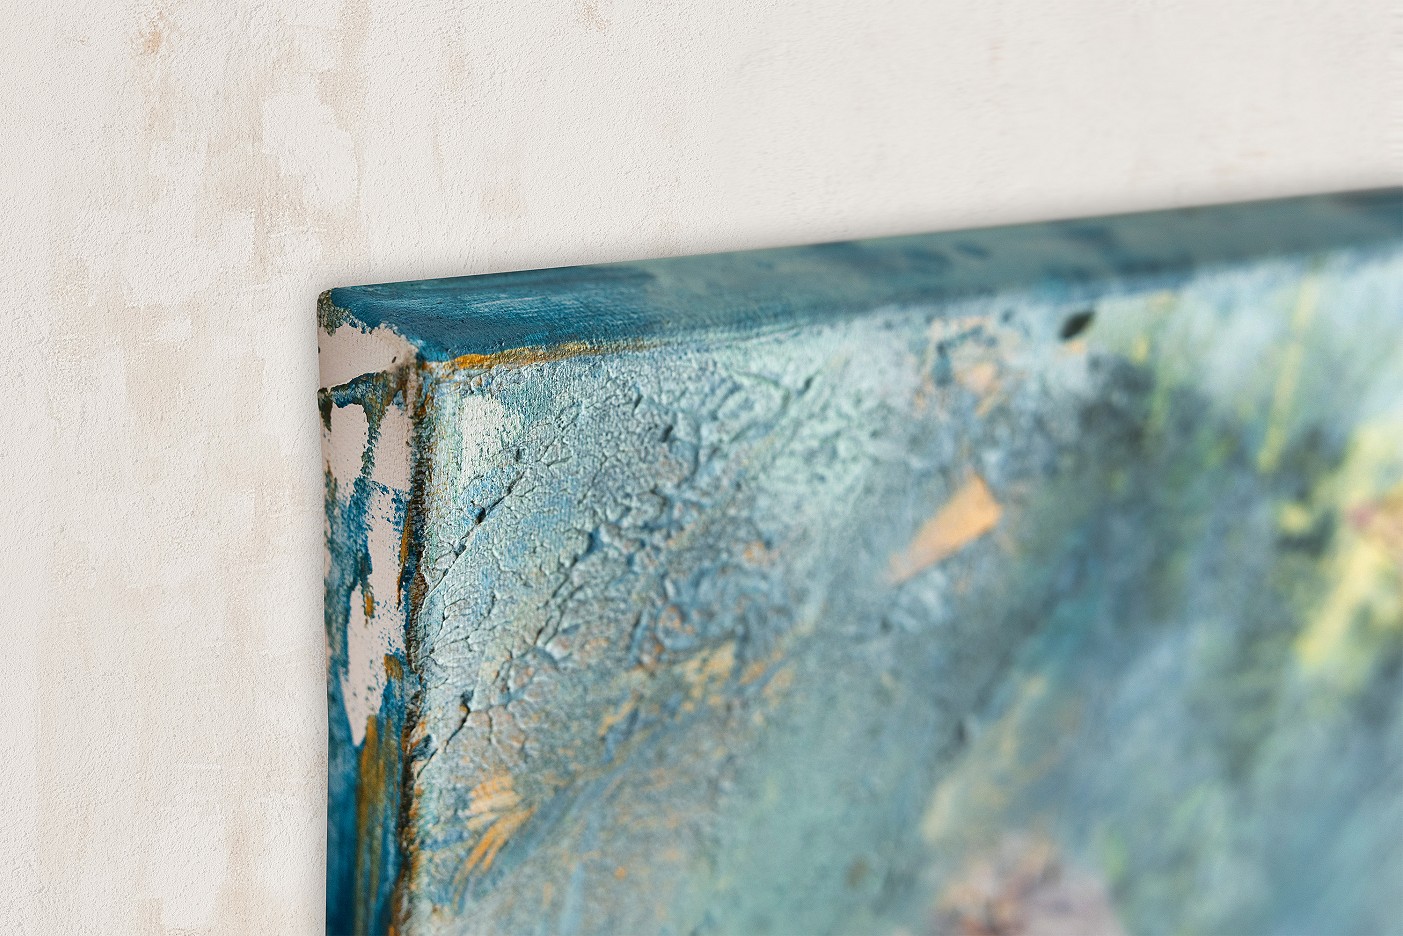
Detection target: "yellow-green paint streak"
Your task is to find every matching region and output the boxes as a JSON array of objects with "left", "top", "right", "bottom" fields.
[{"left": 1258, "top": 273, "right": 1322, "bottom": 474}]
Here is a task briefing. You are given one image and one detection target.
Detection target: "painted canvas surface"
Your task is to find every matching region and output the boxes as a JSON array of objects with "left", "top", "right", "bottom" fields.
[{"left": 319, "top": 191, "right": 1403, "bottom": 935}]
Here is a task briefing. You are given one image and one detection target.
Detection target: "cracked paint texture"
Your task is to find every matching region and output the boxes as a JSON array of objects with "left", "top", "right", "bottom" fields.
[{"left": 320, "top": 191, "right": 1403, "bottom": 935}]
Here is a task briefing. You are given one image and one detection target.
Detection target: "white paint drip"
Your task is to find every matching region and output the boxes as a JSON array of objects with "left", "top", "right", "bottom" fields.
[
  {"left": 333, "top": 398, "right": 413, "bottom": 747},
  {"left": 341, "top": 483, "right": 410, "bottom": 746},
  {"left": 319, "top": 322, "right": 419, "bottom": 745}
]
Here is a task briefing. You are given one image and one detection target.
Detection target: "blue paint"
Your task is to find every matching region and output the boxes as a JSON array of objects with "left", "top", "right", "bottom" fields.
[
  {"left": 321, "top": 190, "right": 1403, "bottom": 935},
  {"left": 327, "top": 191, "right": 1400, "bottom": 360},
  {"left": 322, "top": 373, "right": 415, "bottom": 936}
]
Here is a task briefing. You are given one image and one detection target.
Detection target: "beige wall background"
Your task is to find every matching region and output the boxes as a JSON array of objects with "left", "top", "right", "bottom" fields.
[{"left": 2, "top": 0, "right": 1398, "bottom": 931}]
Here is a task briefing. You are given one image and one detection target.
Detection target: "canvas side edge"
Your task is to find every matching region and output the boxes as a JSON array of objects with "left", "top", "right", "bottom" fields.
[{"left": 319, "top": 302, "right": 423, "bottom": 936}]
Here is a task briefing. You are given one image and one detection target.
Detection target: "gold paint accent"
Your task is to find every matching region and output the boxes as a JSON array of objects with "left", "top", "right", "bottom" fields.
[
  {"left": 742, "top": 540, "right": 776, "bottom": 566},
  {"left": 353, "top": 659, "right": 405, "bottom": 936},
  {"left": 597, "top": 695, "right": 639, "bottom": 739},
  {"left": 955, "top": 360, "right": 998, "bottom": 396},
  {"left": 888, "top": 475, "right": 1004, "bottom": 583},
  {"left": 456, "top": 772, "right": 535, "bottom": 881},
  {"left": 739, "top": 659, "right": 768, "bottom": 686},
  {"left": 955, "top": 359, "right": 1003, "bottom": 416},
  {"left": 429, "top": 339, "right": 649, "bottom": 376},
  {"left": 762, "top": 666, "right": 795, "bottom": 704},
  {"left": 679, "top": 643, "right": 736, "bottom": 710}
]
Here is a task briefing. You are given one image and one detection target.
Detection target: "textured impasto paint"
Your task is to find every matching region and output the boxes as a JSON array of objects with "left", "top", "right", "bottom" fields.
[{"left": 319, "top": 191, "right": 1403, "bottom": 935}]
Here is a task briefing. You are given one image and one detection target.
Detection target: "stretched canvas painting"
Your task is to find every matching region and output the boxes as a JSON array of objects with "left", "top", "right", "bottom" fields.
[{"left": 319, "top": 191, "right": 1403, "bottom": 935}]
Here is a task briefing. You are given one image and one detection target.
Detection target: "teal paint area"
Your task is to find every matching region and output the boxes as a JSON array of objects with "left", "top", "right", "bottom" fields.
[
  {"left": 326, "top": 190, "right": 1400, "bottom": 361},
  {"left": 320, "top": 191, "right": 1403, "bottom": 934},
  {"left": 321, "top": 374, "right": 415, "bottom": 936}
]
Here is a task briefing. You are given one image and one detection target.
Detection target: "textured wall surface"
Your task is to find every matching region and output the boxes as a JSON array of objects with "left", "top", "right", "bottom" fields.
[{"left": 2, "top": 1, "right": 1400, "bottom": 932}]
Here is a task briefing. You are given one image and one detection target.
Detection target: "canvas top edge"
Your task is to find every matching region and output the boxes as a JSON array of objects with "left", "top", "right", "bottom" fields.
[{"left": 321, "top": 189, "right": 1402, "bottom": 363}]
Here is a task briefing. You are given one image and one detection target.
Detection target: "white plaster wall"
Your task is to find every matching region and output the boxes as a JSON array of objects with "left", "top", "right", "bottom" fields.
[{"left": 1, "top": 0, "right": 1397, "bottom": 931}]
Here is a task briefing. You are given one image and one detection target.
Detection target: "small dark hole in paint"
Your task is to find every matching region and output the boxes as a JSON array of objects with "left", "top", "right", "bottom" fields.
[{"left": 1060, "top": 309, "right": 1095, "bottom": 340}]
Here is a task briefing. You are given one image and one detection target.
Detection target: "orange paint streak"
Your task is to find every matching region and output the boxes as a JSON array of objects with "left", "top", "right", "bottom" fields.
[
  {"left": 429, "top": 339, "right": 648, "bottom": 375},
  {"left": 397, "top": 513, "right": 413, "bottom": 593},
  {"left": 454, "top": 771, "right": 536, "bottom": 882},
  {"left": 598, "top": 695, "right": 639, "bottom": 740},
  {"left": 888, "top": 475, "right": 1003, "bottom": 583}
]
